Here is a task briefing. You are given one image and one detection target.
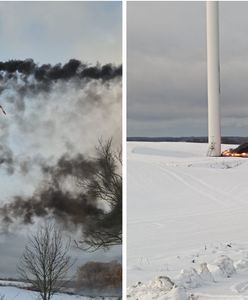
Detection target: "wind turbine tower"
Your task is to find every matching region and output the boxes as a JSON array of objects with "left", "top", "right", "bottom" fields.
[{"left": 206, "top": 1, "right": 221, "bottom": 157}]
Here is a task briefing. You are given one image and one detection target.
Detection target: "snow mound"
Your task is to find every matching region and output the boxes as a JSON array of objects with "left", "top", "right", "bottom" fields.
[
  {"left": 127, "top": 276, "right": 175, "bottom": 300},
  {"left": 234, "top": 259, "right": 248, "bottom": 270},
  {"left": 147, "top": 276, "right": 175, "bottom": 290},
  {"left": 199, "top": 263, "right": 215, "bottom": 283},
  {"left": 165, "top": 286, "right": 188, "bottom": 300},
  {"left": 177, "top": 268, "right": 202, "bottom": 289},
  {"left": 127, "top": 254, "right": 248, "bottom": 299},
  {"left": 215, "top": 256, "right": 236, "bottom": 278},
  {"left": 205, "top": 264, "right": 224, "bottom": 282}
]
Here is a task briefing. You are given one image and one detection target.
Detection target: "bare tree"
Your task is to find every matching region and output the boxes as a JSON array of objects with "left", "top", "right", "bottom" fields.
[
  {"left": 18, "top": 223, "right": 72, "bottom": 300},
  {"left": 76, "top": 139, "right": 122, "bottom": 251}
]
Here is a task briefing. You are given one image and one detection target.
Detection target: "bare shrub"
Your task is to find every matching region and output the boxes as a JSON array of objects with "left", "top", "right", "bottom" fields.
[{"left": 76, "top": 261, "right": 122, "bottom": 290}]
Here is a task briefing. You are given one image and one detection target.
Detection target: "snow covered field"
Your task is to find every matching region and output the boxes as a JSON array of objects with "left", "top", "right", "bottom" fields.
[
  {"left": 0, "top": 285, "right": 117, "bottom": 300},
  {"left": 127, "top": 142, "right": 248, "bottom": 299},
  {"left": 0, "top": 280, "right": 118, "bottom": 300},
  {"left": 0, "top": 286, "right": 82, "bottom": 299}
]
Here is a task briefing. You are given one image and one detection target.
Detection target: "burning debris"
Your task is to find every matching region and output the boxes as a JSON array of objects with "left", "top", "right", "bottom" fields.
[{"left": 222, "top": 143, "right": 248, "bottom": 158}]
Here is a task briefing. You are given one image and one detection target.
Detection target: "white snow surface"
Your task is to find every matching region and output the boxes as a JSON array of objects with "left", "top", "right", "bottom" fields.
[
  {"left": 0, "top": 285, "right": 116, "bottom": 300},
  {"left": 0, "top": 286, "right": 79, "bottom": 299},
  {"left": 0, "top": 280, "right": 117, "bottom": 300},
  {"left": 127, "top": 142, "right": 248, "bottom": 299}
]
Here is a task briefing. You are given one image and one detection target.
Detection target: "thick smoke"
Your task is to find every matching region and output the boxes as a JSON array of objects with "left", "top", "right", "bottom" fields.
[
  {"left": 0, "top": 58, "right": 122, "bottom": 233},
  {"left": 0, "top": 59, "right": 122, "bottom": 81},
  {"left": 0, "top": 59, "right": 121, "bottom": 104},
  {"left": 1, "top": 154, "right": 102, "bottom": 228},
  {"left": 1, "top": 149, "right": 121, "bottom": 238}
]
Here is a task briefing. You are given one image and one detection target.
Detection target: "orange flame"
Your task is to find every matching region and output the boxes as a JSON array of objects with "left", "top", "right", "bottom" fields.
[{"left": 221, "top": 149, "right": 248, "bottom": 157}]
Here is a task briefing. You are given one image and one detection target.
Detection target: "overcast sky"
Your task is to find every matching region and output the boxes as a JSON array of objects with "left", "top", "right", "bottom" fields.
[
  {"left": 0, "top": 1, "right": 122, "bottom": 277},
  {"left": 127, "top": 1, "right": 248, "bottom": 137},
  {"left": 0, "top": 1, "right": 121, "bottom": 64}
]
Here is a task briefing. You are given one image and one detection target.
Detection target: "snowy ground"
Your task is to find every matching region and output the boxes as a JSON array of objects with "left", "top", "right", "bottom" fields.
[
  {"left": 0, "top": 285, "right": 117, "bottom": 300},
  {"left": 0, "top": 280, "right": 118, "bottom": 300},
  {"left": 127, "top": 142, "right": 248, "bottom": 299},
  {"left": 0, "top": 286, "right": 81, "bottom": 299}
]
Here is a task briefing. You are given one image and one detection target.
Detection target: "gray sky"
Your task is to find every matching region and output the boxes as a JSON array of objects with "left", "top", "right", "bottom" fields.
[
  {"left": 0, "top": 1, "right": 121, "bottom": 64},
  {"left": 0, "top": 1, "right": 122, "bottom": 277},
  {"left": 127, "top": 1, "right": 248, "bottom": 137}
]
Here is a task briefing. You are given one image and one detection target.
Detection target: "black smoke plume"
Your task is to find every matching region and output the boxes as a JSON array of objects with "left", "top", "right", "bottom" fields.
[
  {"left": 1, "top": 144, "right": 122, "bottom": 248},
  {"left": 1, "top": 154, "right": 100, "bottom": 226},
  {"left": 0, "top": 59, "right": 122, "bottom": 82},
  {"left": 0, "top": 59, "right": 122, "bottom": 98}
]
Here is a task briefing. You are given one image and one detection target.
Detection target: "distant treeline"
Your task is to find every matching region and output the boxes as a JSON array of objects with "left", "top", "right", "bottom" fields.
[{"left": 127, "top": 136, "right": 248, "bottom": 145}]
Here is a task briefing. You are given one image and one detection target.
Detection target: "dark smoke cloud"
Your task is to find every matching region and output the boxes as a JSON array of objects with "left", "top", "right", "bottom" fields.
[
  {"left": 0, "top": 59, "right": 122, "bottom": 124},
  {"left": 0, "top": 59, "right": 122, "bottom": 82},
  {"left": 0, "top": 60, "right": 122, "bottom": 107},
  {"left": 0, "top": 145, "right": 47, "bottom": 176},
  {"left": 1, "top": 153, "right": 104, "bottom": 231},
  {"left": 0, "top": 144, "right": 122, "bottom": 244}
]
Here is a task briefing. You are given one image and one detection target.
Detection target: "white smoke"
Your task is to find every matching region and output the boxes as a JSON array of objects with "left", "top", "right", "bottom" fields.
[{"left": 0, "top": 67, "right": 121, "bottom": 202}]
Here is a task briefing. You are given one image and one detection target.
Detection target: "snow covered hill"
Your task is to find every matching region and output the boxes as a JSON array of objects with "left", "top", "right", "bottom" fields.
[{"left": 127, "top": 142, "right": 248, "bottom": 299}]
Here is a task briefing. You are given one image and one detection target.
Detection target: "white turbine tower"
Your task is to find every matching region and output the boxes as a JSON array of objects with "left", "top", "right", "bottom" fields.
[{"left": 207, "top": 1, "right": 221, "bottom": 157}]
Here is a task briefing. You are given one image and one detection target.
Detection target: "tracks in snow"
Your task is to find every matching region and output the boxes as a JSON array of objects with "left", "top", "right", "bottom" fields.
[
  {"left": 157, "top": 164, "right": 230, "bottom": 207},
  {"left": 192, "top": 294, "right": 248, "bottom": 300},
  {"left": 156, "top": 163, "right": 248, "bottom": 216},
  {"left": 232, "top": 281, "right": 248, "bottom": 294}
]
